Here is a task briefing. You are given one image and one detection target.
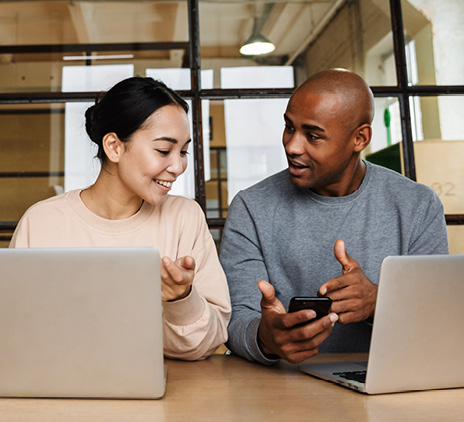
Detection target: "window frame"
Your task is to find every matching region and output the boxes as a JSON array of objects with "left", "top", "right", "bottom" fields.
[{"left": 0, "top": 0, "right": 463, "bottom": 239}]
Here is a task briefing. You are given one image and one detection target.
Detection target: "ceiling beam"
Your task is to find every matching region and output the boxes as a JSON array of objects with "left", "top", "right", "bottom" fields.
[
  {"left": 67, "top": 2, "right": 93, "bottom": 44},
  {"left": 169, "top": 1, "right": 188, "bottom": 67}
]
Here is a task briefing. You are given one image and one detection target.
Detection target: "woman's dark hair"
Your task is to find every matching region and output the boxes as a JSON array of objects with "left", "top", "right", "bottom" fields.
[{"left": 85, "top": 76, "right": 189, "bottom": 162}]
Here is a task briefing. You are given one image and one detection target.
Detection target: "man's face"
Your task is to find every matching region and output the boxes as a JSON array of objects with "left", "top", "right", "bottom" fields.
[{"left": 282, "top": 89, "right": 358, "bottom": 196}]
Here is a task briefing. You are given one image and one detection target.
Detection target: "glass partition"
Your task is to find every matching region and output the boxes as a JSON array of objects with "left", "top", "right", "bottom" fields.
[
  {"left": 402, "top": 0, "right": 464, "bottom": 86},
  {"left": 0, "top": 104, "right": 65, "bottom": 225},
  {"left": 0, "top": 1, "right": 189, "bottom": 93},
  {"left": 1, "top": 0, "right": 464, "bottom": 250},
  {"left": 199, "top": 0, "right": 398, "bottom": 87}
]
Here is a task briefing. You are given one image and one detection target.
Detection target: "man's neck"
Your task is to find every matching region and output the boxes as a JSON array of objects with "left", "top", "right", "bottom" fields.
[{"left": 311, "top": 160, "right": 367, "bottom": 197}]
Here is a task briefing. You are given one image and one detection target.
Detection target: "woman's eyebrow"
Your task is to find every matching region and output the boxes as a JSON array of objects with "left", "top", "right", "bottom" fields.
[
  {"left": 153, "top": 137, "right": 178, "bottom": 143},
  {"left": 153, "top": 138, "right": 192, "bottom": 146}
]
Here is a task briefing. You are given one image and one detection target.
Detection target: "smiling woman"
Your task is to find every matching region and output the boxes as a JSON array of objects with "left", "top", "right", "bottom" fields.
[{"left": 9, "top": 77, "right": 231, "bottom": 362}]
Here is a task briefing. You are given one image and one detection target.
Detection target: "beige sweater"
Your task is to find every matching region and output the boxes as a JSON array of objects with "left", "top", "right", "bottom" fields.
[{"left": 10, "top": 190, "right": 231, "bottom": 361}]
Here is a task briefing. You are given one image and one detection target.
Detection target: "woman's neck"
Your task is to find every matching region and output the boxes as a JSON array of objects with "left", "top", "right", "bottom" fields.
[{"left": 80, "top": 169, "right": 143, "bottom": 220}]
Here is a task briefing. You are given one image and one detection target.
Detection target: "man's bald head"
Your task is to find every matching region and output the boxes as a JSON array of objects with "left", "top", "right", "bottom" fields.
[{"left": 293, "top": 69, "right": 375, "bottom": 130}]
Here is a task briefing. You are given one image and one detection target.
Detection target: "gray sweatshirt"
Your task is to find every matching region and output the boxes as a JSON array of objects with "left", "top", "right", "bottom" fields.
[{"left": 220, "top": 161, "right": 449, "bottom": 364}]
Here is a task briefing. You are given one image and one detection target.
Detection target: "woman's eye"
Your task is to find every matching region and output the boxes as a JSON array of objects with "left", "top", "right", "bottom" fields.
[
  {"left": 180, "top": 150, "right": 189, "bottom": 157},
  {"left": 156, "top": 150, "right": 170, "bottom": 156}
]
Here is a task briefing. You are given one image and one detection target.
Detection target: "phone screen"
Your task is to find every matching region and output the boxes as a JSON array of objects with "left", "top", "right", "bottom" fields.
[{"left": 288, "top": 297, "right": 332, "bottom": 320}]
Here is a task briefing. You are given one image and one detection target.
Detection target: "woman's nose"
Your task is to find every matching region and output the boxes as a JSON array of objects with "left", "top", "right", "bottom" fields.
[{"left": 168, "top": 155, "right": 186, "bottom": 176}]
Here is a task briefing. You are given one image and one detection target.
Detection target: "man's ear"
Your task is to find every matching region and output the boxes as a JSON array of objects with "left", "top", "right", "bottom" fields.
[
  {"left": 353, "top": 124, "right": 372, "bottom": 152},
  {"left": 102, "top": 132, "right": 124, "bottom": 163}
]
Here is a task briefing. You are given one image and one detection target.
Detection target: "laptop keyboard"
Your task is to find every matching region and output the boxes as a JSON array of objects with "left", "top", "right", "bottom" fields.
[{"left": 333, "top": 370, "right": 366, "bottom": 384}]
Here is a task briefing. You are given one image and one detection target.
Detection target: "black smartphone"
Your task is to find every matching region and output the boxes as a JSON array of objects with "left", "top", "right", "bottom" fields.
[{"left": 288, "top": 297, "right": 332, "bottom": 320}]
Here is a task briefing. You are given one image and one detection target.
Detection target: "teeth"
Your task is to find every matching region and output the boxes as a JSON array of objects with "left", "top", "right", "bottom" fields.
[{"left": 155, "top": 180, "right": 173, "bottom": 188}]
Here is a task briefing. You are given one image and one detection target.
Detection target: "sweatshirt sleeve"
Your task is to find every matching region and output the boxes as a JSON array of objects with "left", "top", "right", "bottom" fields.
[
  {"left": 219, "top": 193, "right": 280, "bottom": 365},
  {"left": 408, "top": 189, "right": 449, "bottom": 255},
  {"left": 161, "top": 201, "right": 231, "bottom": 361},
  {"left": 9, "top": 214, "right": 31, "bottom": 248}
]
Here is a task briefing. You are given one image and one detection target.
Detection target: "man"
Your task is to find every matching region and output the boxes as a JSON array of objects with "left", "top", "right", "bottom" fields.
[{"left": 219, "top": 69, "right": 448, "bottom": 365}]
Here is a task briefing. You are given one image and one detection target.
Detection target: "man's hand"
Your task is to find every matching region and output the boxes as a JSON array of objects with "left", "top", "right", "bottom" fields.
[
  {"left": 319, "top": 240, "right": 378, "bottom": 324},
  {"left": 161, "top": 256, "right": 195, "bottom": 302},
  {"left": 257, "top": 280, "right": 338, "bottom": 364}
]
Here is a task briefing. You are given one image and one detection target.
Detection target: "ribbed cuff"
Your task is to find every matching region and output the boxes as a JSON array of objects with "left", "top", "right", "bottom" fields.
[
  {"left": 247, "top": 318, "right": 281, "bottom": 366},
  {"left": 162, "top": 286, "right": 205, "bottom": 326}
]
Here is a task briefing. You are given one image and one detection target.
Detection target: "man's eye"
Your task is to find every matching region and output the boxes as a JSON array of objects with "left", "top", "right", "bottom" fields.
[{"left": 284, "top": 124, "right": 294, "bottom": 133}]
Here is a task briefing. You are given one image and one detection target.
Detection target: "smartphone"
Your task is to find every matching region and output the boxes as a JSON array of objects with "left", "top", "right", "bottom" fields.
[{"left": 288, "top": 297, "right": 332, "bottom": 320}]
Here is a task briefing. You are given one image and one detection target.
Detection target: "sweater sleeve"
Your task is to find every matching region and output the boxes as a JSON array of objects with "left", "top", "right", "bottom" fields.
[
  {"left": 219, "top": 193, "right": 280, "bottom": 365},
  {"left": 408, "top": 189, "right": 449, "bottom": 255},
  {"left": 161, "top": 202, "right": 231, "bottom": 361},
  {"left": 9, "top": 214, "right": 31, "bottom": 248}
]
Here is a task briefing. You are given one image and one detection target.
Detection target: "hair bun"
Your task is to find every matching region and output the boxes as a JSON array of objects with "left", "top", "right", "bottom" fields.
[{"left": 85, "top": 104, "right": 98, "bottom": 144}]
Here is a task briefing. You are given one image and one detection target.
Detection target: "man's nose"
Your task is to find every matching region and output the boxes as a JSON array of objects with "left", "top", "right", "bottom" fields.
[{"left": 284, "top": 132, "right": 305, "bottom": 156}]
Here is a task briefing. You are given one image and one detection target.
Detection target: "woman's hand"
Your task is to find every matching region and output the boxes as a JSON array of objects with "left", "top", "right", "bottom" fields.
[{"left": 160, "top": 256, "right": 195, "bottom": 302}]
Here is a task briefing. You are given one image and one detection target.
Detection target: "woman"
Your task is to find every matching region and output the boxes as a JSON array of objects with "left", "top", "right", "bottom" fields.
[{"left": 10, "top": 76, "right": 231, "bottom": 361}]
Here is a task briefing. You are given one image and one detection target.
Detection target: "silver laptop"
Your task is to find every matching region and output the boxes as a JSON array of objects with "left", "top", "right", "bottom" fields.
[
  {"left": 299, "top": 254, "right": 464, "bottom": 394},
  {"left": 0, "top": 247, "right": 165, "bottom": 399}
]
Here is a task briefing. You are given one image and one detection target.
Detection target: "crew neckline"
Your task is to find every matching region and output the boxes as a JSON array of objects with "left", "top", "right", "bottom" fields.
[
  {"left": 66, "top": 189, "right": 156, "bottom": 234},
  {"left": 305, "top": 160, "right": 372, "bottom": 205}
]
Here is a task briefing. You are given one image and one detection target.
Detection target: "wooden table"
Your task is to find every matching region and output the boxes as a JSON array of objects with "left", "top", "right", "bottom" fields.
[{"left": 1, "top": 353, "right": 463, "bottom": 421}]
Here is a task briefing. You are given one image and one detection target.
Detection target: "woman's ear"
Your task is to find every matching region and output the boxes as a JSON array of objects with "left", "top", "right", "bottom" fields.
[
  {"left": 102, "top": 132, "right": 124, "bottom": 163},
  {"left": 353, "top": 124, "right": 372, "bottom": 152}
]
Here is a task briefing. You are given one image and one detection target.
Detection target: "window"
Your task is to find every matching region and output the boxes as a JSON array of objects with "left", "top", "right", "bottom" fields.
[{"left": 1, "top": 0, "right": 463, "bottom": 251}]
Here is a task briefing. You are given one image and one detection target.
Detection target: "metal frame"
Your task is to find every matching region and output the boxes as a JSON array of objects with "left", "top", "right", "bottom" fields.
[{"left": 1, "top": 0, "right": 464, "bottom": 235}]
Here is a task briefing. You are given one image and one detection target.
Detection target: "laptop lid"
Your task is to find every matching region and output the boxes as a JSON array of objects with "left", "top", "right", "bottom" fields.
[
  {"left": 0, "top": 247, "right": 165, "bottom": 399},
  {"left": 299, "top": 254, "right": 464, "bottom": 394}
]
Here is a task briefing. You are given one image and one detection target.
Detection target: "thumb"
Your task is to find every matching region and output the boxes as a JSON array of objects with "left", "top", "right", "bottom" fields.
[
  {"left": 258, "top": 280, "right": 286, "bottom": 313},
  {"left": 334, "top": 239, "right": 358, "bottom": 274},
  {"left": 258, "top": 280, "right": 275, "bottom": 306}
]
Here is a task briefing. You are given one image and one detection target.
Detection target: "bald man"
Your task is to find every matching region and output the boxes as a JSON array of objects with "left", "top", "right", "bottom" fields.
[{"left": 220, "top": 69, "right": 448, "bottom": 365}]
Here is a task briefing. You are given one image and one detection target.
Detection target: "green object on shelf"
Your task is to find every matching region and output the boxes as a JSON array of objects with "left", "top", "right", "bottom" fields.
[
  {"left": 384, "top": 108, "right": 392, "bottom": 147},
  {"left": 366, "top": 143, "right": 402, "bottom": 174}
]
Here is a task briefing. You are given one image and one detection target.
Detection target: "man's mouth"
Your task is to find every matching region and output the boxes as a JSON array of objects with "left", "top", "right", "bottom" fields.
[{"left": 288, "top": 158, "right": 309, "bottom": 169}]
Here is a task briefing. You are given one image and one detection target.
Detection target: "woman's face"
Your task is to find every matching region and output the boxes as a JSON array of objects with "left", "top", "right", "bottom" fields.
[{"left": 116, "top": 104, "right": 191, "bottom": 205}]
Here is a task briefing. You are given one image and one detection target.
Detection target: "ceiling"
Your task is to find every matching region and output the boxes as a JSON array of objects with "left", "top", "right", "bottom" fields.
[{"left": 0, "top": 0, "right": 345, "bottom": 66}]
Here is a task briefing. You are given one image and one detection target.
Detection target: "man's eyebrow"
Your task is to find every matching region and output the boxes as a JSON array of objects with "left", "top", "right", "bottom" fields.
[
  {"left": 302, "top": 124, "right": 325, "bottom": 132},
  {"left": 284, "top": 114, "right": 325, "bottom": 132}
]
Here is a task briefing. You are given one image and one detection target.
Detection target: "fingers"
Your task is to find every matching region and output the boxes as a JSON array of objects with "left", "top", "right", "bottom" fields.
[
  {"left": 257, "top": 281, "right": 340, "bottom": 363},
  {"left": 284, "top": 309, "right": 317, "bottom": 329},
  {"left": 319, "top": 240, "right": 361, "bottom": 296},
  {"left": 285, "top": 313, "right": 338, "bottom": 342},
  {"left": 162, "top": 257, "right": 185, "bottom": 284},
  {"left": 161, "top": 256, "right": 195, "bottom": 302},
  {"left": 324, "top": 283, "right": 378, "bottom": 324},
  {"left": 319, "top": 275, "right": 346, "bottom": 296},
  {"left": 162, "top": 256, "right": 196, "bottom": 282},
  {"left": 275, "top": 314, "right": 338, "bottom": 364}
]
